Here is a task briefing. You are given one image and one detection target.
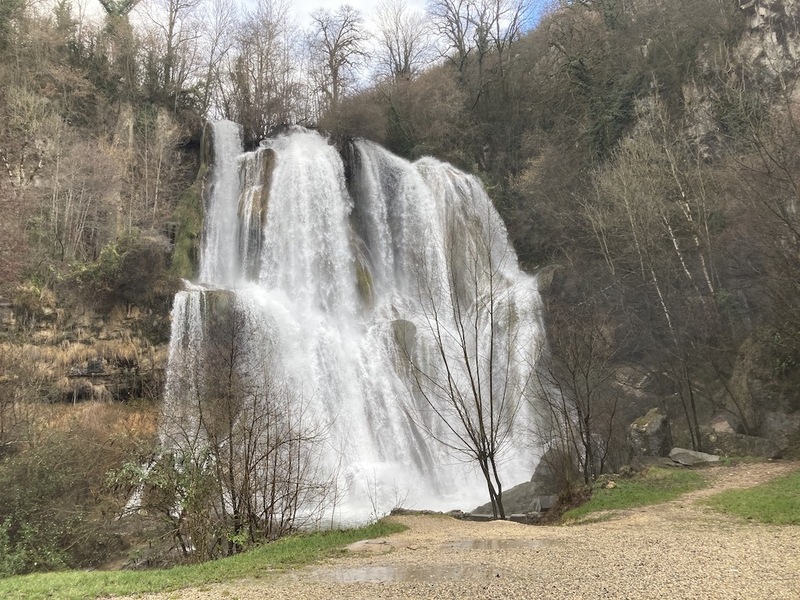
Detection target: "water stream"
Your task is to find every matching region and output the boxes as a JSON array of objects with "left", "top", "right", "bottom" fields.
[{"left": 161, "top": 121, "right": 545, "bottom": 524}]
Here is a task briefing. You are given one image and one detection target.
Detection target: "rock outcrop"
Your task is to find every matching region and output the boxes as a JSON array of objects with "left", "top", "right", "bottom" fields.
[
  {"left": 628, "top": 408, "right": 673, "bottom": 458},
  {"left": 700, "top": 429, "right": 782, "bottom": 459},
  {"left": 1, "top": 292, "right": 169, "bottom": 404},
  {"left": 759, "top": 411, "right": 800, "bottom": 453}
]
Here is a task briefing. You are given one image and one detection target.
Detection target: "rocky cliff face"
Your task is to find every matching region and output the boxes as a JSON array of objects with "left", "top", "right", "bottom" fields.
[
  {"left": 0, "top": 289, "right": 169, "bottom": 406},
  {"left": 739, "top": 0, "right": 800, "bottom": 76}
]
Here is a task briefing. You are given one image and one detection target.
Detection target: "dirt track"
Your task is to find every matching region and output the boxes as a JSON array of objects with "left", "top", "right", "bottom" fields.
[{"left": 127, "top": 462, "right": 800, "bottom": 600}]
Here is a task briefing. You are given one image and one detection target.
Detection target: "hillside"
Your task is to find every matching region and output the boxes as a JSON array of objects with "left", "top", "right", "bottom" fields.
[{"left": 323, "top": 0, "right": 800, "bottom": 462}]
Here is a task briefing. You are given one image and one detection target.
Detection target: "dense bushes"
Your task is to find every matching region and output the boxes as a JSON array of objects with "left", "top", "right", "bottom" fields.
[
  {"left": 69, "top": 230, "right": 178, "bottom": 309},
  {"left": 0, "top": 403, "right": 157, "bottom": 576}
]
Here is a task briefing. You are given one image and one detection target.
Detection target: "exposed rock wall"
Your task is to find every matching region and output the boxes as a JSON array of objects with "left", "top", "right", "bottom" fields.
[{"left": 1, "top": 293, "right": 168, "bottom": 404}]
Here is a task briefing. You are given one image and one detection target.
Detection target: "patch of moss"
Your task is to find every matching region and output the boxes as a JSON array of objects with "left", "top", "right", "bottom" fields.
[{"left": 171, "top": 163, "right": 207, "bottom": 280}]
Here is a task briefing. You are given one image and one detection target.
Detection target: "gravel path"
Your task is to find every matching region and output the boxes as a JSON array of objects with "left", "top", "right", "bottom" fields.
[{"left": 126, "top": 462, "right": 800, "bottom": 600}]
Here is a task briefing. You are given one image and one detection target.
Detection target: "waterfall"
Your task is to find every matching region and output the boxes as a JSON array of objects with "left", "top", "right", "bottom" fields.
[{"left": 161, "top": 121, "right": 545, "bottom": 524}]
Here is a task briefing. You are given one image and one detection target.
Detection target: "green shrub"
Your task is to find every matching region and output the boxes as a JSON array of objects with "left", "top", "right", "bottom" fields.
[
  {"left": 0, "top": 429, "right": 131, "bottom": 577},
  {"left": 71, "top": 230, "right": 177, "bottom": 306}
]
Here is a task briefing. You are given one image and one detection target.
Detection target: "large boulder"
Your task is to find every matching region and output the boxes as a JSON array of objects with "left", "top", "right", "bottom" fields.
[
  {"left": 669, "top": 447, "right": 720, "bottom": 466},
  {"left": 709, "top": 412, "right": 742, "bottom": 434},
  {"left": 700, "top": 429, "right": 782, "bottom": 459},
  {"left": 759, "top": 411, "right": 800, "bottom": 453},
  {"left": 472, "top": 481, "right": 537, "bottom": 515},
  {"left": 531, "top": 447, "right": 579, "bottom": 496},
  {"left": 471, "top": 480, "right": 560, "bottom": 515},
  {"left": 628, "top": 408, "right": 673, "bottom": 458},
  {"left": 472, "top": 447, "right": 577, "bottom": 515}
]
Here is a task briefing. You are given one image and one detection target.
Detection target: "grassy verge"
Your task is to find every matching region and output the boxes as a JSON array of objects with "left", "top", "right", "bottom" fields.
[
  {"left": 0, "top": 520, "right": 406, "bottom": 600},
  {"left": 704, "top": 470, "right": 800, "bottom": 524},
  {"left": 562, "top": 467, "right": 707, "bottom": 523}
]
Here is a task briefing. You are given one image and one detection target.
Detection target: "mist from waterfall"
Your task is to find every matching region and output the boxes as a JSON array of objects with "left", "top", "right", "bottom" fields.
[{"left": 162, "top": 121, "right": 545, "bottom": 523}]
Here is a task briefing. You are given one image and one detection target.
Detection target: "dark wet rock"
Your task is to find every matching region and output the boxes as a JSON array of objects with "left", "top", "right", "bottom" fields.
[
  {"left": 531, "top": 447, "right": 578, "bottom": 495},
  {"left": 472, "top": 480, "right": 560, "bottom": 516},
  {"left": 472, "top": 481, "right": 537, "bottom": 515}
]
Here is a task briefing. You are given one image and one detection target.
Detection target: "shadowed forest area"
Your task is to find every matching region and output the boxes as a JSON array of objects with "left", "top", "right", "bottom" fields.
[{"left": 1, "top": 0, "right": 800, "bottom": 577}]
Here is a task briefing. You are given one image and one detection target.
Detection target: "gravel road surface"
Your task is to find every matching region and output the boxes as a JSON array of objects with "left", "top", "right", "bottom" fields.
[{"left": 123, "top": 462, "right": 800, "bottom": 600}]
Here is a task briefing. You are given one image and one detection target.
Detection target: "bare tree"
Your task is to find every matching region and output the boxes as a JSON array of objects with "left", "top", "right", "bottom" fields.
[
  {"left": 427, "top": 0, "right": 473, "bottom": 75},
  {"left": 132, "top": 292, "right": 333, "bottom": 559},
  {"left": 197, "top": 0, "right": 238, "bottom": 116},
  {"left": 222, "top": 0, "right": 301, "bottom": 145},
  {"left": 427, "top": 0, "right": 529, "bottom": 90},
  {"left": 138, "top": 0, "right": 204, "bottom": 108},
  {"left": 534, "top": 299, "right": 626, "bottom": 484},
  {"left": 307, "top": 5, "right": 367, "bottom": 115},
  {"left": 399, "top": 201, "right": 537, "bottom": 519},
  {"left": 374, "top": 0, "right": 434, "bottom": 81}
]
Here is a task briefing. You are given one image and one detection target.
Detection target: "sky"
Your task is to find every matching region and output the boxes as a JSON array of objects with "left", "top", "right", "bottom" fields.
[{"left": 78, "top": 0, "right": 543, "bottom": 37}]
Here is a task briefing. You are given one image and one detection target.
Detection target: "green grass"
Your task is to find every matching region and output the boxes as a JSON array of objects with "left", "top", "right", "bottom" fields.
[
  {"left": 0, "top": 520, "right": 406, "bottom": 600},
  {"left": 562, "top": 467, "right": 707, "bottom": 522},
  {"left": 704, "top": 470, "right": 800, "bottom": 524}
]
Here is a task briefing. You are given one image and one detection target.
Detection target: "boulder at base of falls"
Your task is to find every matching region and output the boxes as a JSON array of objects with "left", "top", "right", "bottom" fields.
[
  {"left": 759, "top": 411, "right": 800, "bottom": 453},
  {"left": 472, "top": 447, "right": 576, "bottom": 515},
  {"left": 531, "top": 447, "right": 579, "bottom": 496},
  {"left": 699, "top": 429, "right": 782, "bottom": 459},
  {"left": 628, "top": 408, "right": 673, "bottom": 458},
  {"left": 709, "top": 412, "right": 742, "bottom": 434},
  {"left": 470, "top": 480, "right": 559, "bottom": 516},
  {"left": 669, "top": 448, "right": 720, "bottom": 466}
]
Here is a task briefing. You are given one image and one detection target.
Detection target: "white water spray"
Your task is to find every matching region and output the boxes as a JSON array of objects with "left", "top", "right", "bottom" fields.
[{"left": 162, "top": 122, "right": 545, "bottom": 523}]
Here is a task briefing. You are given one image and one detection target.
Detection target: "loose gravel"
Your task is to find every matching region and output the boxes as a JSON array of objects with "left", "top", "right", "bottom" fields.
[{"left": 124, "top": 462, "right": 800, "bottom": 600}]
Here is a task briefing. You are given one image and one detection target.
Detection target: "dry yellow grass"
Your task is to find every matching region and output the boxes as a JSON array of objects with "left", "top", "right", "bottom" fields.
[
  {"left": 38, "top": 400, "right": 159, "bottom": 439},
  {"left": 0, "top": 338, "right": 166, "bottom": 380}
]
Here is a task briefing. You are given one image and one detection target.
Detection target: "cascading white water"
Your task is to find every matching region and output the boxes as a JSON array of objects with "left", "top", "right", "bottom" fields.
[
  {"left": 198, "top": 120, "right": 242, "bottom": 287},
  {"left": 162, "top": 121, "right": 545, "bottom": 523}
]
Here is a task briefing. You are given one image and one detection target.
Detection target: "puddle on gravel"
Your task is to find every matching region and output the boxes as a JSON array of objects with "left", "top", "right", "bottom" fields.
[
  {"left": 446, "top": 539, "right": 545, "bottom": 550},
  {"left": 314, "top": 539, "right": 545, "bottom": 583},
  {"left": 318, "top": 564, "right": 498, "bottom": 583}
]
